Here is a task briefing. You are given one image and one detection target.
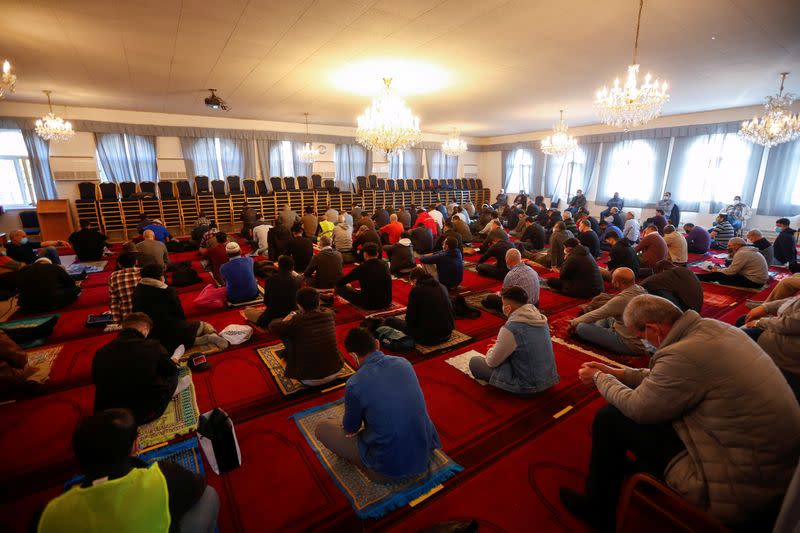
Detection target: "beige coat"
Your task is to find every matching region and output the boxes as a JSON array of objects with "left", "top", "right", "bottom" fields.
[
  {"left": 595, "top": 311, "right": 800, "bottom": 525},
  {"left": 757, "top": 296, "right": 800, "bottom": 376}
]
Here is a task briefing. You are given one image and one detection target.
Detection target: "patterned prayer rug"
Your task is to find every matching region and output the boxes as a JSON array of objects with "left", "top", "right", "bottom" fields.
[
  {"left": 0, "top": 314, "right": 59, "bottom": 348},
  {"left": 462, "top": 291, "right": 504, "bottom": 317},
  {"left": 25, "top": 344, "right": 63, "bottom": 384},
  {"left": 445, "top": 350, "right": 488, "bottom": 385},
  {"left": 136, "top": 366, "right": 200, "bottom": 450},
  {"left": 292, "top": 399, "right": 463, "bottom": 519},
  {"left": 238, "top": 306, "right": 269, "bottom": 334},
  {"left": 66, "top": 261, "right": 108, "bottom": 275},
  {"left": 334, "top": 296, "right": 406, "bottom": 318},
  {"left": 390, "top": 314, "right": 474, "bottom": 355},
  {"left": 256, "top": 343, "right": 356, "bottom": 396}
]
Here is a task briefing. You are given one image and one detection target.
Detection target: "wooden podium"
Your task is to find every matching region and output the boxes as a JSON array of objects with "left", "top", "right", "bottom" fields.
[{"left": 36, "top": 199, "right": 73, "bottom": 242}]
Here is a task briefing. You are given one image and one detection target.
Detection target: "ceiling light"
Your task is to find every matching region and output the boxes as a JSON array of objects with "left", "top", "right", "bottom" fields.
[
  {"left": 541, "top": 110, "right": 578, "bottom": 157},
  {"left": 594, "top": 0, "right": 669, "bottom": 130},
  {"left": 0, "top": 59, "right": 16, "bottom": 98},
  {"left": 441, "top": 128, "right": 467, "bottom": 157},
  {"left": 297, "top": 112, "right": 321, "bottom": 163},
  {"left": 35, "top": 90, "right": 74, "bottom": 142},
  {"left": 739, "top": 72, "right": 800, "bottom": 148},
  {"left": 356, "top": 78, "right": 422, "bottom": 155}
]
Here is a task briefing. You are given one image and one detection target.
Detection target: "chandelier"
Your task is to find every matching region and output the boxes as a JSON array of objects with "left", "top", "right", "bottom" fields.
[
  {"left": 356, "top": 78, "right": 422, "bottom": 154},
  {"left": 739, "top": 73, "right": 800, "bottom": 148},
  {"left": 35, "top": 90, "right": 74, "bottom": 142},
  {"left": 441, "top": 128, "right": 467, "bottom": 156},
  {"left": 594, "top": 0, "right": 669, "bottom": 130},
  {"left": 541, "top": 110, "right": 578, "bottom": 156},
  {"left": 297, "top": 113, "right": 321, "bottom": 162},
  {"left": 0, "top": 59, "right": 16, "bottom": 98}
]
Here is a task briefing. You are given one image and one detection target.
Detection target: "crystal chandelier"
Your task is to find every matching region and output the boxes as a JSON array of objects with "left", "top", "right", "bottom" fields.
[
  {"left": 541, "top": 110, "right": 578, "bottom": 156},
  {"left": 739, "top": 73, "right": 800, "bottom": 148},
  {"left": 297, "top": 113, "right": 321, "bottom": 162},
  {"left": 0, "top": 59, "right": 16, "bottom": 98},
  {"left": 441, "top": 128, "right": 467, "bottom": 156},
  {"left": 594, "top": 0, "right": 669, "bottom": 130},
  {"left": 356, "top": 78, "right": 422, "bottom": 154},
  {"left": 35, "top": 90, "right": 74, "bottom": 142}
]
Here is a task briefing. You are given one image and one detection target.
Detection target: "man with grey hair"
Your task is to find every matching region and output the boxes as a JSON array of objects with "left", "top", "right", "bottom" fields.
[
  {"left": 482, "top": 248, "right": 540, "bottom": 311},
  {"left": 696, "top": 237, "right": 769, "bottom": 289},
  {"left": 136, "top": 229, "right": 170, "bottom": 269},
  {"left": 304, "top": 235, "right": 343, "bottom": 289},
  {"left": 560, "top": 294, "right": 800, "bottom": 531},
  {"left": 745, "top": 229, "right": 774, "bottom": 265},
  {"left": 332, "top": 215, "right": 355, "bottom": 264}
]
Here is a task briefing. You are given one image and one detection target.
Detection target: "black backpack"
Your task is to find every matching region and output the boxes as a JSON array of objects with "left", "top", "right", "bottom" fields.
[{"left": 171, "top": 261, "right": 202, "bottom": 287}]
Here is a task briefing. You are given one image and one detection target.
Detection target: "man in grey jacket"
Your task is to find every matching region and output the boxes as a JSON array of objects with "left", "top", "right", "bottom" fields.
[
  {"left": 561, "top": 294, "right": 800, "bottom": 530},
  {"left": 696, "top": 237, "right": 769, "bottom": 289},
  {"left": 567, "top": 268, "right": 649, "bottom": 355},
  {"left": 332, "top": 216, "right": 355, "bottom": 264}
]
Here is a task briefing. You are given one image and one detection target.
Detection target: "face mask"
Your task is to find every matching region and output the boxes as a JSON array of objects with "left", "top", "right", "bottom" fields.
[
  {"left": 20, "top": 237, "right": 29, "bottom": 245},
  {"left": 775, "top": 227, "right": 783, "bottom": 233}
]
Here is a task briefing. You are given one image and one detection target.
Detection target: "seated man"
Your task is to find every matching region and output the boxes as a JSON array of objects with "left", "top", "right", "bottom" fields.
[
  {"left": 544, "top": 239, "right": 604, "bottom": 298},
  {"left": 379, "top": 214, "right": 404, "bottom": 245},
  {"left": 201, "top": 232, "right": 229, "bottom": 286},
  {"left": 37, "top": 409, "right": 219, "bottom": 533},
  {"left": 433, "top": 219, "right": 463, "bottom": 252},
  {"left": 482, "top": 248, "right": 540, "bottom": 311},
  {"left": 133, "top": 264, "right": 227, "bottom": 354},
  {"left": 199, "top": 221, "right": 219, "bottom": 249},
  {"left": 600, "top": 192, "right": 625, "bottom": 219},
  {"left": 304, "top": 235, "right": 343, "bottom": 289},
  {"left": 603, "top": 207, "right": 624, "bottom": 230},
  {"left": 561, "top": 295, "right": 800, "bottom": 531},
  {"left": 219, "top": 242, "right": 259, "bottom": 304},
  {"left": 332, "top": 215, "right": 356, "bottom": 264},
  {"left": 452, "top": 209, "right": 475, "bottom": 243},
  {"left": 419, "top": 237, "right": 464, "bottom": 290},
  {"left": 600, "top": 232, "right": 639, "bottom": 281},
  {"left": 336, "top": 243, "right": 392, "bottom": 310},
  {"left": 92, "top": 313, "right": 179, "bottom": 424},
  {"left": 5, "top": 229, "right": 63, "bottom": 265},
  {"left": 709, "top": 214, "right": 735, "bottom": 250},
  {"left": 0, "top": 331, "right": 39, "bottom": 398},
  {"left": 476, "top": 233, "right": 515, "bottom": 280},
  {"left": 251, "top": 215, "right": 271, "bottom": 256},
  {"left": 567, "top": 268, "right": 649, "bottom": 356},
  {"left": 241, "top": 203, "right": 262, "bottom": 243},
  {"left": 641, "top": 260, "right": 703, "bottom": 312},
  {"left": 17, "top": 257, "right": 81, "bottom": 313},
  {"left": 267, "top": 220, "right": 291, "bottom": 261},
  {"left": 286, "top": 224, "right": 314, "bottom": 272},
  {"left": 577, "top": 220, "right": 601, "bottom": 258},
  {"left": 598, "top": 220, "right": 623, "bottom": 251},
  {"left": 383, "top": 235, "right": 416, "bottom": 276},
  {"left": 136, "top": 229, "right": 170, "bottom": 269},
  {"left": 142, "top": 219, "right": 171, "bottom": 242},
  {"left": 509, "top": 211, "right": 528, "bottom": 237},
  {"left": 738, "top": 295, "right": 800, "bottom": 398},
  {"left": 385, "top": 268, "right": 454, "bottom": 346},
  {"left": 469, "top": 286, "right": 559, "bottom": 394},
  {"left": 108, "top": 252, "right": 141, "bottom": 324},
  {"left": 697, "top": 237, "right": 769, "bottom": 289},
  {"left": 635, "top": 225, "right": 669, "bottom": 270},
  {"left": 300, "top": 205, "right": 318, "bottom": 241},
  {"left": 408, "top": 224, "right": 434, "bottom": 256},
  {"left": 682, "top": 222, "right": 710, "bottom": 254},
  {"left": 268, "top": 288, "right": 344, "bottom": 386},
  {"left": 244, "top": 255, "right": 301, "bottom": 328},
  {"left": 562, "top": 211, "right": 578, "bottom": 235},
  {"left": 622, "top": 211, "right": 640, "bottom": 243},
  {"left": 644, "top": 209, "right": 668, "bottom": 234},
  {"left": 315, "top": 327, "right": 441, "bottom": 481},
  {"left": 773, "top": 218, "right": 798, "bottom": 269},
  {"left": 68, "top": 219, "right": 108, "bottom": 262},
  {"left": 527, "top": 221, "right": 573, "bottom": 268},
  {"left": 353, "top": 224, "right": 383, "bottom": 261},
  {"left": 519, "top": 216, "right": 546, "bottom": 251},
  {"left": 746, "top": 229, "right": 774, "bottom": 265},
  {"left": 566, "top": 189, "right": 587, "bottom": 215},
  {"left": 662, "top": 225, "right": 688, "bottom": 264}
]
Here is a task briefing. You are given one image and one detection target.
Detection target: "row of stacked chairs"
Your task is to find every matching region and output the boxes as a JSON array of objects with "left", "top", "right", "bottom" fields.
[{"left": 357, "top": 175, "right": 483, "bottom": 192}]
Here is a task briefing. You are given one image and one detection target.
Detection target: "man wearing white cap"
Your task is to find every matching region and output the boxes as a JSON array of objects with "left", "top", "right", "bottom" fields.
[
  {"left": 142, "top": 219, "right": 171, "bottom": 243},
  {"left": 219, "top": 241, "right": 259, "bottom": 304}
]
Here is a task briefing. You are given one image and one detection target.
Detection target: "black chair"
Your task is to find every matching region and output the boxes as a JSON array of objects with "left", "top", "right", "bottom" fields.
[
  {"left": 243, "top": 179, "right": 258, "bottom": 198},
  {"left": 368, "top": 174, "right": 378, "bottom": 189},
  {"left": 284, "top": 176, "right": 297, "bottom": 191},
  {"left": 377, "top": 178, "right": 387, "bottom": 191},
  {"left": 414, "top": 178, "right": 423, "bottom": 190},
  {"left": 99, "top": 182, "right": 119, "bottom": 201},
  {"left": 211, "top": 180, "right": 227, "bottom": 197},
  {"left": 387, "top": 180, "right": 396, "bottom": 192},
  {"left": 176, "top": 181, "right": 193, "bottom": 199},
  {"left": 311, "top": 174, "right": 323, "bottom": 189},
  {"left": 226, "top": 175, "right": 242, "bottom": 195},
  {"left": 270, "top": 177, "right": 284, "bottom": 192},
  {"left": 448, "top": 178, "right": 458, "bottom": 190},
  {"left": 157, "top": 181, "right": 176, "bottom": 200},
  {"left": 396, "top": 179, "right": 406, "bottom": 192},
  {"left": 297, "top": 176, "right": 309, "bottom": 190},
  {"left": 194, "top": 175, "right": 211, "bottom": 195},
  {"left": 257, "top": 180, "right": 271, "bottom": 196},
  {"left": 476, "top": 179, "right": 484, "bottom": 189},
  {"left": 356, "top": 175, "right": 368, "bottom": 191},
  {"left": 78, "top": 182, "right": 98, "bottom": 201},
  {"left": 119, "top": 182, "right": 137, "bottom": 198},
  {"left": 430, "top": 179, "right": 440, "bottom": 190},
  {"left": 467, "top": 178, "right": 477, "bottom": 190},
  {"left": 424, "top": 179, "right": 434, "bottom": 190},
  {"left": 19, "top": 211, "right": 40, "bottom": 238},
  {"left": 323, "top": 179, "right": 340, "bottom": 193},
  {"left": 140, "top": 182, "right": 157, "bottom": 197}
]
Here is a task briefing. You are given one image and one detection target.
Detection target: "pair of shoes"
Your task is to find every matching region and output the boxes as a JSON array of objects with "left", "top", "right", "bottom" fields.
[
  {"left": 745, "top": 299, "right": 764, "bottom": 309},
  {"left": 206, "top": 334, "right": 229, "bottom": 351},
  {"left": 559, "top": 488, "right": 613, "bottom": 532}
]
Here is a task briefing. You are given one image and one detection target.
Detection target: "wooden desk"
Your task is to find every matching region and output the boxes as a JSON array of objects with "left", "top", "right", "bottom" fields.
[{"left": 36, "top": 200, "right": 73, "bottom": 242}]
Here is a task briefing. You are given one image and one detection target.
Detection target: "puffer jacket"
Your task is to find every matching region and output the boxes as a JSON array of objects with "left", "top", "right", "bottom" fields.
[
  {"left": 595, "top": 311, "right": 800, "bottom": 525},
  {"left": 756, "top": 296, "right": 800, "bottom": 377}
]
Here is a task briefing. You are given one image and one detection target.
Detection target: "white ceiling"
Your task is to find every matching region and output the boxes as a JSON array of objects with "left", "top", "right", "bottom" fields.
[{"left": 1, "top": 0, "right": 798, "bottom": 136}]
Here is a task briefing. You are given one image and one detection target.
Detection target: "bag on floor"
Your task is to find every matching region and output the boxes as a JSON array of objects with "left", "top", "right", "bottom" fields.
[
  {"left": 374, "top": 325, "right": 415, "bottom": 352},
  {"left": 171, "top": 261, "right": 202, "bottom": 287},
  {"left": 166, "top": 240, "right": 186, "bottom": 253},
  {"left": 198, "top": 408, "right": 241, "bottom": 474},
  {"left": 219, "top": 324, "right": 253, "bottom": 345},
  {"left": 194, "top": 284, "right": 227, "bottom": 309},
  {"left": 451, "top": 295, "right": 481, "bottom": 319}
]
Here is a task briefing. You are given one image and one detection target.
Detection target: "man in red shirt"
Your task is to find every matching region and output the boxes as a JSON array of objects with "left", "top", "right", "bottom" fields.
[
  {"left": 379, "top": 214, "right": 404, "bottom": 245},
  {"left": 202, "top": 232, "right": 230, "bottom": 285},
  {"left": 413, "top": 210, "right": 439, "bottom": 238},
  {"left": 635, "top": 225, "right": 669, "bottom": 271}
]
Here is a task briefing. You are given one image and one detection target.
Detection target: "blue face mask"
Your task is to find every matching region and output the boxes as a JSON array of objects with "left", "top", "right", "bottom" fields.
[
  {"left": 19, "top": 237, "right": 29, "bottom": 245},
  {"left": 775, "top": 227, "right": 783, "bottom": 233}
]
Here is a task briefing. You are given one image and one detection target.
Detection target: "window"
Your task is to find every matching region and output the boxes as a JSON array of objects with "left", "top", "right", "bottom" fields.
[
  {"left": 280, "top": 141, "right": 294, "bottom": 177},
  {"left": 546, "top": 148, "right": 589, "bottom": 201},
  {"left": 506, "top": 148, "right": 533, "bottom": 193},
  {"left": 604, "top": 140, "right": 657, "bottom": 202},
  {"left": 96, "top": 133, "right": 157, "bottom": 183},
  {"left": 0, "top": 130, "right": 36, "bottom": 207},
  {"left": 680, "top": 134, "right": 756, "bottom": 207}
]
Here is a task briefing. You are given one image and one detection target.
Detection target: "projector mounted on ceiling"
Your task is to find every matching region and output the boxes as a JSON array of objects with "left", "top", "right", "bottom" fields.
[{"left": 205, "top": 89, "right": 230, "bottom": 111}]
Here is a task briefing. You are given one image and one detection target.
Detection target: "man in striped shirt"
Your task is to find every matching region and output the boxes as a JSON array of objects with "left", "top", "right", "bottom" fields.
[
  {"left": 709, "top": 214, "right": 735, "bottom": 250},
  {"left": 108, "top": 253, "right": 141, "bottom": 324},
  {"left": 482, "top": 248, "right": 540, "bottom": 311}
]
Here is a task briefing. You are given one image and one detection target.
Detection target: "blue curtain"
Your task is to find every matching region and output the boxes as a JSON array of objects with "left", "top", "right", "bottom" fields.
[
  {"left": 180, "top": 137, "right": 219, "bottom": 179},
  {"left": 292, "top": 142, "right": 312, "bottom": 177},
  {"left": 127, "top": 134, "right": 158, "bottom": 182},
  {"left": 389, "top": 148, "right": 422, "bottom": 180},
  {"left": 544, "top": 143, "right": 599, "bottom": 203},
  {"left": 596, "top": 138, "right": 670, "bottom": 208},
  {"left": 219, "top": 138, "right": 255, "bottom": 178},
  {"left": 425, "top": 149, "right": 457, "bottom": 179},
  {"left": 501, "top": 150, "right": 515, "bottom": 192},
  {"left": 20, "top": 130, "right": 58, "bottom": 200},
  {"left": 261, "top": 140, "right": 288, "bottom": 177},
  {"left": 95, "top": 133, "right": 133, "bottom": 183},
  {"left": 758, "top": 139, "right": 800, "bottom": 216},
  {"left": 335, "top": 144, "right": 370, "bottom": 191}
]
